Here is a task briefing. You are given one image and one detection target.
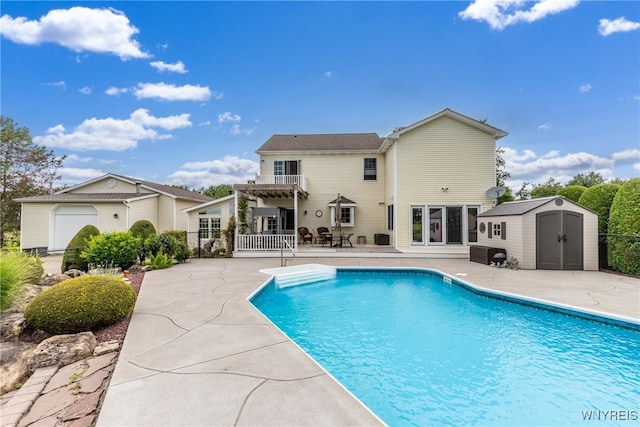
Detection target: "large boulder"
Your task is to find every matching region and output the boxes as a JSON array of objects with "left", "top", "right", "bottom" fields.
[
  {"left": 0, "top": 342, "right": 36, "bottom": 394},
  {"left": 63, "top": 269, "right": 87, "bottom": 278},
  {"left": 42, "top": 274, "right": 71, "bottom": 287},
  {"left": 28, "top": 332, "right": 97, "bottom": 372},
  {"left": 0, "top": 313, "right": 27, "bottom": 342}
]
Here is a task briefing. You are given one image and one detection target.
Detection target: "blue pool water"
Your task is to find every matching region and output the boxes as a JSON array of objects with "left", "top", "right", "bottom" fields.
[{"left": 251, "top": 269, "right": 640, "bottom": 426}]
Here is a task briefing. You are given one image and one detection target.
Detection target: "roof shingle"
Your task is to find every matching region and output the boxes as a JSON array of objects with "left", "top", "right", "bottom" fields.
[{"left": 257, "top": 133, "right": 384, "bottom": 153}]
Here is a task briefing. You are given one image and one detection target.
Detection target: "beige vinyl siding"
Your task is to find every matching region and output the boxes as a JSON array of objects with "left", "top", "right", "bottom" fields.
[
  {"left": 186, "top": 200, "right": 233, "bottom": 235},
  {"left": 394, "top": 116, "right": 496, "bottom": 249},
  {"left": 174, "top": 199, "right": 194, "bottom": 231},
  {"left": 477, "top": 216, "right": 525, "bottom": 264},
  {"left": 128, "top": 196, "right": 159, "bottom": 230},
  {"left": 97, "top": 202, "right": 128, "bottom": 233},
  {"left": 385, "top": 144, "right": 396, "bottom": 246},
  {"left": 72, "top": 177, "right": 138, "bottom": 193},
  {"left": 156, "top": 195, "right": 176, "bottom": 232},
  {"left": 259, "top": 152, "right": 387, "bottom": 243},
  {"left": 20, "top": 203, "right": 54, "bottom": 249}
]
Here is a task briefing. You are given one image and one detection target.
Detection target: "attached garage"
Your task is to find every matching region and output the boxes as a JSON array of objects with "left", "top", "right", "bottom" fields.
[
  {"left": 476, "top": 196, "right": 598, "bottom": 270},
  {"left": 52, "top": 205, "right": 99, "bottom": 251}
]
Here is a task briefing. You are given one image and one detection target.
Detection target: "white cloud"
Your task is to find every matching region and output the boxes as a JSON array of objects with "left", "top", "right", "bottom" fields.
[
  {"left": 501, "top": 147, "right": 640, "bottom": 187},
  {"left": 33, "top": 108, "right": 191, "bottom": 151},
  {"left": 537, "top": 123, "right": 551, "bottom": 131},
  {"left": 44, "top": 81, "right": 66, "bottom": 90},
  {"left": 459, "top": 0, "right": 580, "bottom": 30},
  {"left": 230, "top": 124, "right": 254, "bottom": 136},
  {"left": 150, "top": 60, "right": 188, "bottom": 73},
  {"left": 579, "top": 83, "right": 592, "bottom": 94},
  {"left": 325, "top": 71, "right": 335, "bottom": 78},
  {"left": 598, "top": 17, "right": 640, "bottom": 36},
  {"left": 0, "top": 7, "right": 149, "bottom": 59},
  {"left": 218, "top": 112, "right": 241, "bottom": 123},
  {"left": 170, "top": 155, "right": 260, "bottom": 187},
  {"left": 58, "top": 167, "right": 106, "bottom": 186},
  {"left": 133, "top": 82, "right": 211, "bottom": 101},
  {"left": 105, "top": 86, "right": 129, "bottom": 96},
  {"left": 78, "top": 86, "right": 92, "bottom": 95}
]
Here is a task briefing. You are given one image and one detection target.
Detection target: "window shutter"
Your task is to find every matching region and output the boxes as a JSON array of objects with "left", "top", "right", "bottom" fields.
[
  {"left": 501, "top": 222, "right": 507, "bottom": 240},
  {"left": 488, "top": 222, "right": 492, "bottom": 239}
]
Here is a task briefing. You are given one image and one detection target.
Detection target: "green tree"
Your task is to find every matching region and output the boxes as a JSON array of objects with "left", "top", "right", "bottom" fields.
[
  {"left": 530, "top": 177, "right": 563, "bottom": 199},
  {"left": 495, "top": 147, "right": 513, "bottom": 204},
  {"left": 567, "top": 172, "right": 605, "bottom": 188},
  {"left": 201, "top": 184, "right": 233, "bottom": 199},
  {"left": 514, "top": 182, "right": 531, "bottom": 200},
  {"left": 1, "top": 117, "right": 65, "bottom": 246}
]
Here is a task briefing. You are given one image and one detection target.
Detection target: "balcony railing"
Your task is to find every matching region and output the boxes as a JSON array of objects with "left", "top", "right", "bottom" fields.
[
  {"left": 255, "top": 175, "right": 307, "bottom": 191},
  {"left": 236, "top": 234, "right": 297, "bottom": 251}
]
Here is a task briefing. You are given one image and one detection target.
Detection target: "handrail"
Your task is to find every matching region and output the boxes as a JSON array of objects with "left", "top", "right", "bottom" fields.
[{"left": 280, "top": 239, "right": 295, "bottom": 267}]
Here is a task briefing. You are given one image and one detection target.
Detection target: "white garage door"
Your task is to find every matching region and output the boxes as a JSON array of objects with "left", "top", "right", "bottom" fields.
[{"left": 53, "top": 205, "right": 99, "bottom": 250}]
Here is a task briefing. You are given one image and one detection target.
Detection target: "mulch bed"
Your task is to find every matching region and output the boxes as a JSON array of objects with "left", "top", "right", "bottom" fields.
[{"left": 20, "top": 272, "right": 144, "bottom": 345}]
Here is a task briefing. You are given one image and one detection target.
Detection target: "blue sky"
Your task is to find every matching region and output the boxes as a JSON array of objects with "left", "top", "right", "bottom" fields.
[{"left": 2, "top": 1, "right": 639, "bottom": 191}]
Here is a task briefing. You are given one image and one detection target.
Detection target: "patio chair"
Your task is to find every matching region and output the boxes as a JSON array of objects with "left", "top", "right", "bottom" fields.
[
  {"left": 298, "top": 227, "right": 313, "bottom": 244},
  {"left": 316, "top": 227, "right": 332, "bottom": 247}
]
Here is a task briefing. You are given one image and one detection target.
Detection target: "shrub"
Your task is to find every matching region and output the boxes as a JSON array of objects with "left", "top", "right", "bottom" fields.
[
  {"left": 557, "top": 185, "right": 587, "bottom": 203},
  {"left": 145, "top": 231, "right": 190, "bottom": 263},
  {"left": 61, "top": 224, "right": 100, "bottom": 273},
  {"left": 24, "top": 275, "right": 135, "bottom": 334},
  {"left": 607, "top": 178, "right": 640, "bottom": 276},
  {"left": 82, "top": 232, "right": 141, "bottom": 270},
  {"left": 578, "top": 183, "right": 620, "bottom": 234},
  {"left": 145, "top": 249, "right": 174, "bottom": 269},
  {"left": 0, "top": 252, "right": 44, "bottom": 311},
  {"left": 129, "top": 220, "right": 157, "bottom": 262}
]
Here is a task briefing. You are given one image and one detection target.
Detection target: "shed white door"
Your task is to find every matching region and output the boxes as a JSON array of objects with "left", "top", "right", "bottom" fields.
[{"left": 53, "top": 205, "right": 99, "bottom": 250}]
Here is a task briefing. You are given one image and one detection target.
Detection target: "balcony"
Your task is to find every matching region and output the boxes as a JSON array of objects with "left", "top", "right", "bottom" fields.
[{"left": 234, "top": 175, "right": 308, "bottom": 199}]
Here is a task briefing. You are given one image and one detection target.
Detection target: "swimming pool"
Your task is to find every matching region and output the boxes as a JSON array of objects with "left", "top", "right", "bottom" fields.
[{"left": 251, "top": 268, "right": 640, "bottom": 426}]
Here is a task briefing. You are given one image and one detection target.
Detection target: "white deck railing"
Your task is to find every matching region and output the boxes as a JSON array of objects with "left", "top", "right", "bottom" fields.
[
  {"left": 255, "top": 175, "right": 307, "bottom": 191},
  {"left": 236, "top": 234, "right": 297, "bottom": 251}
]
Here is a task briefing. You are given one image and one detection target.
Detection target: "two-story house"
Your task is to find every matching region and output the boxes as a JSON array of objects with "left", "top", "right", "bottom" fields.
[{"left": 232, "top": 108, "right": 507, "bottom": 256}]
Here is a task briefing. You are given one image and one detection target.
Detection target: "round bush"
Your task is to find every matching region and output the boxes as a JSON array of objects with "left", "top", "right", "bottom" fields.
[
  {"left": 607, "top": 178, "right": 640, "bottom": 276},
  {"left": 24, "top": 275, "right": 135, "bottom": 334},
  {"left": 62, "top": 224, "right": 100, "bottom": 273},
  {"left": 557, "top": 185, "right": 587, "bottom": 203},
  {"left": 129, "top": 220, "right": 157, "bottom": 240},
  {"left": 578, "top": 183, "right": 620, "bottom": 233}
]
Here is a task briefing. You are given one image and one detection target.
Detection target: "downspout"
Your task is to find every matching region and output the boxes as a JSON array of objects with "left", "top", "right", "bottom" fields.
[
  {"left": 123, "top": 200, "right": 131, "bottom": 230},
  {"left": 173, "top": 197, "right": 177, "bottom": 230}
]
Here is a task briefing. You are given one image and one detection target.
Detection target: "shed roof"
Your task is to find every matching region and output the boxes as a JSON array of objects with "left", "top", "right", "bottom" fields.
[
  {"left": 256, "top": 133, "right": 384, "bottom": 153},
  {"left": 478, "top": 196, "right": 563, "bottom": 217}
]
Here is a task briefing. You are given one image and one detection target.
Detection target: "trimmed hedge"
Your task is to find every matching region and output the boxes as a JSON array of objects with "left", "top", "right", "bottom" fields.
[
  {"left": 607, "top": 178, "right": 640, "bottom": 276},
  {"left": 24, "top": 275, "right": 135, "bottom": 334},
  {"left": 82, "top": 232, "right": 141, "bottom": 270},
  {"left": 557, "top": 185, "right": 587, "bottom": 203},
  {"left": 577, "top": 183, "right": 620, "bottom": 233},
  {"left": 61, "top": 224, "right": 100, "bottom": 273}
]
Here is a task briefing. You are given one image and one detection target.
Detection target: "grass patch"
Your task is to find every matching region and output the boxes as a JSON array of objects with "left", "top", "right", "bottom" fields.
[{"left": 0, "top": 251, "right": 44, "bottom": 311}]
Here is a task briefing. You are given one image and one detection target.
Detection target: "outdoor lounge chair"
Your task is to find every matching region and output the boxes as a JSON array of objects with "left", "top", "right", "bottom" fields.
[{"left": 298, "top": 227, "right": 313, "bottom": 244}]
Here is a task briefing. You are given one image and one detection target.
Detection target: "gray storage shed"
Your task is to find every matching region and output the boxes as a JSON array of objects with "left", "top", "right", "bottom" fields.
[{"left": 476, "top": 196, "right": 598, "bottom": 270}]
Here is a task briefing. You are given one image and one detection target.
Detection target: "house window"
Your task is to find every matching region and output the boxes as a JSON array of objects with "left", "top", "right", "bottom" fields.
[
  {"left": 330, "top": 207, "right": 355, "bottom": 227},
  {"left": 364, "top": 158, "right": 377, "bottom": 181},
  {"left": 414, "top": 205, "right": 479, "bottom": 246},
  {"left": 412, "top": 206, "right": 424, "bottom": 244},
  {"left": 467, "top": 206, "right": 479, "bottom": 243},
  {"left": 199, "top": 218, "right": 221, "bottom": 239}
]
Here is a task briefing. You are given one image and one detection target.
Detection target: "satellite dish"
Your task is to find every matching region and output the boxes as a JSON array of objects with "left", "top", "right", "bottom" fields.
[{"left": 486, "top": 186, "right": 506, "bottom": 199}]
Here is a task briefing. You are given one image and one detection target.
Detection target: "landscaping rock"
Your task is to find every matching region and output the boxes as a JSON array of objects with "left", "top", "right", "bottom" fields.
[
  {"left": 0, "top": 341, "right": 36, "bottom": 394},
  {"left": 42, "top": 274, "right": 71, "bottom": 287},
  {"left": 28, "top": 332, "right": 97, "bottom": 372},
  {"left": 63, "top": 269, "right": 87, "bottom": 278},
  {"left": 0, "top": 312, "right": 27, "bottom": 342}
]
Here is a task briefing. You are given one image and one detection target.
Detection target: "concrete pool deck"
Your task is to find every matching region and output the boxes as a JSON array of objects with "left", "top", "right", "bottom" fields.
[{"left": 96, "top": 257, "right": 639, "bottom": 426}]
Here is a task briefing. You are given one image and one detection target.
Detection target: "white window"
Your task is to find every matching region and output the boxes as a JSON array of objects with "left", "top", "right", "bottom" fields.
[
  {"left": 330, "top": 206, "right": 355, "bottom": 227},
  {"left": 199, "top": 218, "right": 221, "bottom": 239}
]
